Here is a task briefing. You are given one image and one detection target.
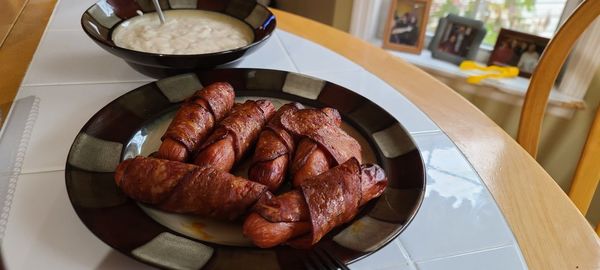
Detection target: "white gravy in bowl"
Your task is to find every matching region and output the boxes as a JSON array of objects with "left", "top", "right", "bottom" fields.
[{"left": 112, "top": 10, "right": 254, "bottom": 55}]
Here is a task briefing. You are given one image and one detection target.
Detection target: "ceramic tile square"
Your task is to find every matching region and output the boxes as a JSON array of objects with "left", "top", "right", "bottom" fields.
[
  {"left": 67, "top": 133, "right": 123, "bottom": 172},
  {"left": 398, "top": 132, "right": 518, "bottom": 262},
  {"left": 168, "top": 0, "right": 197, "bottom": 9},
  {"left": 373, "top": 124, "right": 418, "bottom": 158},
  {"left": 15, "top": 82, "right": 147, "bottom": 173},
  {"left": 350, "top": 240, "right": 415, "bottom": 270},
  {"left": 22, "top": 30, "right": 152, "bottom": 86},
  {"left": 282, "top": 73, "right": 325, "bottom": 99},
  {"left": 416, "top": 245, "right": 527, "bottom": 270},
  {"left": 277, "top": 30, "right": 361, "bottom": 73},
  {"left": 48, "top": 0, "right": 98, "bottom": 30},
  {"left": 156, "top": 73, "right": 202, "bottom": 102},
  {"left": 132, "top": 232, "right": 213, "bottom": 270},
  {"left": 244, "top": 5, "right": 270, "bottom": 29},
  {"left": 302, "top": 69, "right": 440, "bottom": 134},
  {"left": 2, "top": 171, "right": 149, "bottom": 270},
  {"left": 224, "top": 31, "right": 297, "bottom": 72}
]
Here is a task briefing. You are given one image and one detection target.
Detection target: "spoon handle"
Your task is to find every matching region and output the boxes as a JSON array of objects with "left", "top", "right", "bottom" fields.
[{"left": 151, "top": 0, "right": 166, "bottom": 24}]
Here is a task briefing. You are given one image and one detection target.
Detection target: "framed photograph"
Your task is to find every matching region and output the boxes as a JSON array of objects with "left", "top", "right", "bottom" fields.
[
  {"left": 429, "top": 14, "right": 486, "bottom": 65},
  {"left": 382, "top": 0, "right": 432, "bottom": 54},
  {"left": 488, "top": 28, "right": 550, "bottom": 78}
]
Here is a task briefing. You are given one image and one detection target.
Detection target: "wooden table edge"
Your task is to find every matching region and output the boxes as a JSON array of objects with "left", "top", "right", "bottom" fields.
[
  {"left": 0, "top": 0, "right": 58, "bottom": 127},
  {"left": 0, "top": 3, "right": 598, "bottom": 269},
  {"left": 271, "top": 9, "right": 600, "bottom": 270}
]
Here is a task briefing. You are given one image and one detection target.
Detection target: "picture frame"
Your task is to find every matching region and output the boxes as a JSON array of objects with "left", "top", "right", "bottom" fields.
[
  {"left": 382, "top": 0, "right": 432, "bottom": 54},
  {"left": 488, "top": 28, "right": 550, "bottom": 78},
  {"left": 429, "top": 14, "right": 486, "bottom": 65}
]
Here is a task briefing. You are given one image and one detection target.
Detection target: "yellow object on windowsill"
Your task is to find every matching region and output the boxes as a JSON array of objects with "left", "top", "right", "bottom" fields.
[{"left": 459, "top": 61, "right": 519, "bottom": 84}]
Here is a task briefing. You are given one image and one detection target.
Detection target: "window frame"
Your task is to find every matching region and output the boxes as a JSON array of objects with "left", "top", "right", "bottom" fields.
[{"left": 349, "top": 0, "right": 594, "bottom": 101}]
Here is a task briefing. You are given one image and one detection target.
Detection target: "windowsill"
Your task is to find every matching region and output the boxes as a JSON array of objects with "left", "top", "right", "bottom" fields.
[{"left": 368, "top": 37, "right": 586, "bottom": 112}]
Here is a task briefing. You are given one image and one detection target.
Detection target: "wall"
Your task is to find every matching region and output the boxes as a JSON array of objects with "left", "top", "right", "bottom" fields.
[
  {"left": 457, "top": 69, "right": 600, "bottom": 226},
  {"left": 332, "top": 0, "right": 353, "bottom": 32},
  {"left": 274, "top": 0, "right": 354, "bottom": 32}
]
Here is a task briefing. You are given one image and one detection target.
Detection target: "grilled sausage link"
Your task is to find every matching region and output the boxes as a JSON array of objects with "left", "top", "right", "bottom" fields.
[
  {"left": 115, "top": 156, "right": 270, "bottom": 220},
  {"left": 243, "top": 159, "right": 387, "bottom": 248},
  {"left": 248, "top": 103, "right": 303, "bottom": 191},
  {"left": 193, "top": 100, "right": 276, "bottom": 171},
  {"left": 286, "top": 107, "right": 346, "bottom": 187},
  {"left": 156, "top": 82, "right": 235, "bottom": 162}
]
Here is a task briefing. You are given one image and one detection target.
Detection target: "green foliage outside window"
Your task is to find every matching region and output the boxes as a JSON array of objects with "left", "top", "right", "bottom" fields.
[{"left": 426, "top": 0, "right": 562, "bottom": 47}]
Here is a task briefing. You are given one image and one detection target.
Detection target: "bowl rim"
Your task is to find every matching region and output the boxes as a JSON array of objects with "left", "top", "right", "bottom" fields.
[{"left": 80, "top": 1, "right": 277, "bottom": 58}]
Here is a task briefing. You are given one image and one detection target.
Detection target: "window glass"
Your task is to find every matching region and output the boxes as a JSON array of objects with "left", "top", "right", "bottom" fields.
[{"left": 426, "top": 0, "right": 568, "bottom": 46}]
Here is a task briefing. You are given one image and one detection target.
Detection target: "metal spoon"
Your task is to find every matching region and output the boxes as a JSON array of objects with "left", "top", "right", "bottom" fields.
[{"left": 151, "top": 0, "right": 166, "bottom": 24}]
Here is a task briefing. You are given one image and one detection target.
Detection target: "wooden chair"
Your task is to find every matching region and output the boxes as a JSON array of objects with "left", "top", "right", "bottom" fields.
[{"left": 516, "top": 0, "right": 600, "bottom": 235}]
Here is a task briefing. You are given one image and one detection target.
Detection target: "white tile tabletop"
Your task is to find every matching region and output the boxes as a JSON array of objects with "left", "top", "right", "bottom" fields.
[
  {"left": 3, "top": 171, "right": 150, "bottom": 270},
  {"left": 22, "top": 29, "right": 153, "bottom": 86},
  {"left": 416, "top": 245, "right": 526, "bottom": 270},
  {"left": 1, "top": 0, "right": 528, "bottom": 269},
  {"left": 47, "top": 0, "right": 98, "bottom": 31},
  {"left": 16, "top": 82, "right": 147, "bottom": 173},
  {"left": 301, "top": 69, "right": 440, "bottom": 134},
  {"left": 224, "top": 31, "right": 297, "bottom": 72},
  {"left": 277, "top": 31, "right": 362, "bottom": 73},
  {"left": 398, "top": 133, "right": 516, "bottom": 262}
]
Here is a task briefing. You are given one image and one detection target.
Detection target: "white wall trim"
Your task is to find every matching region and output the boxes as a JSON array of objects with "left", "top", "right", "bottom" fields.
[
  {"left": 557, "top": 14, "right": 600, "bottom": 99},
  {"left": 559, "top": 0, "right": 583, "bottom": 25},
  {"left": 349, "top": 0, "right": 380, "bottom": 40}
]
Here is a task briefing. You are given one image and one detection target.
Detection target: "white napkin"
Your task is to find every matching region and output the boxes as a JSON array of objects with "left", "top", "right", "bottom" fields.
[{"left": 0, "top": 95, "right": 39, "bottom": 242}]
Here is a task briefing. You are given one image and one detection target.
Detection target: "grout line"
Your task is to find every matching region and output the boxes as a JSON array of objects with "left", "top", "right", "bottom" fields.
[
  {"left": 275, "top": 30, "right": 365, "bottom": 73},
  {"left": 395, "top": 240, "right": 419, "bottom": 270},
  {"left": 408, "top": 130, "right": 442, "bottom": 136},
  {"left": 412, "top": 243, "right": 515, "bottom": 264},
  {"left": 20, "top": 168, "right": 64, "bottom": 175},
  {"left": 273, "top": 31, "right": 300, "bottom": 73}
]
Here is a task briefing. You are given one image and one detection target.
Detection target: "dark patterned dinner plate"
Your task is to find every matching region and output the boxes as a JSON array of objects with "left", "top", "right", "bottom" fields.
[{"left": 65, "top": 68, "right": 425, "bottom": 270}]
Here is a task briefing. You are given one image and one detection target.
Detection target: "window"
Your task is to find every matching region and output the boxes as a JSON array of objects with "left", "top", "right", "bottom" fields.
[
  {"left": 426, "top": 0, "right": 569, "bottom": 47},
  {"left": 350, "top": 0, "right": 596, "bottom": 103}
]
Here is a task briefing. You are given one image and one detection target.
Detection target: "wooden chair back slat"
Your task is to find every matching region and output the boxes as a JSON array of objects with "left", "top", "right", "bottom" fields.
[
  {"left": 517, "top": 0, "right": 600, "bottom": 157},
  {"left": 567, "top": 106, "right": 600, "bottom": 215},
  {"left": 516, "top": 0, "right": 600, "bottom": 232}
]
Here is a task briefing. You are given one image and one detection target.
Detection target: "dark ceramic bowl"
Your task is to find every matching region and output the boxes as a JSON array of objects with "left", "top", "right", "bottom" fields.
[{"left": 81, "top": 0, "right": 276, "bottom": 78}]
